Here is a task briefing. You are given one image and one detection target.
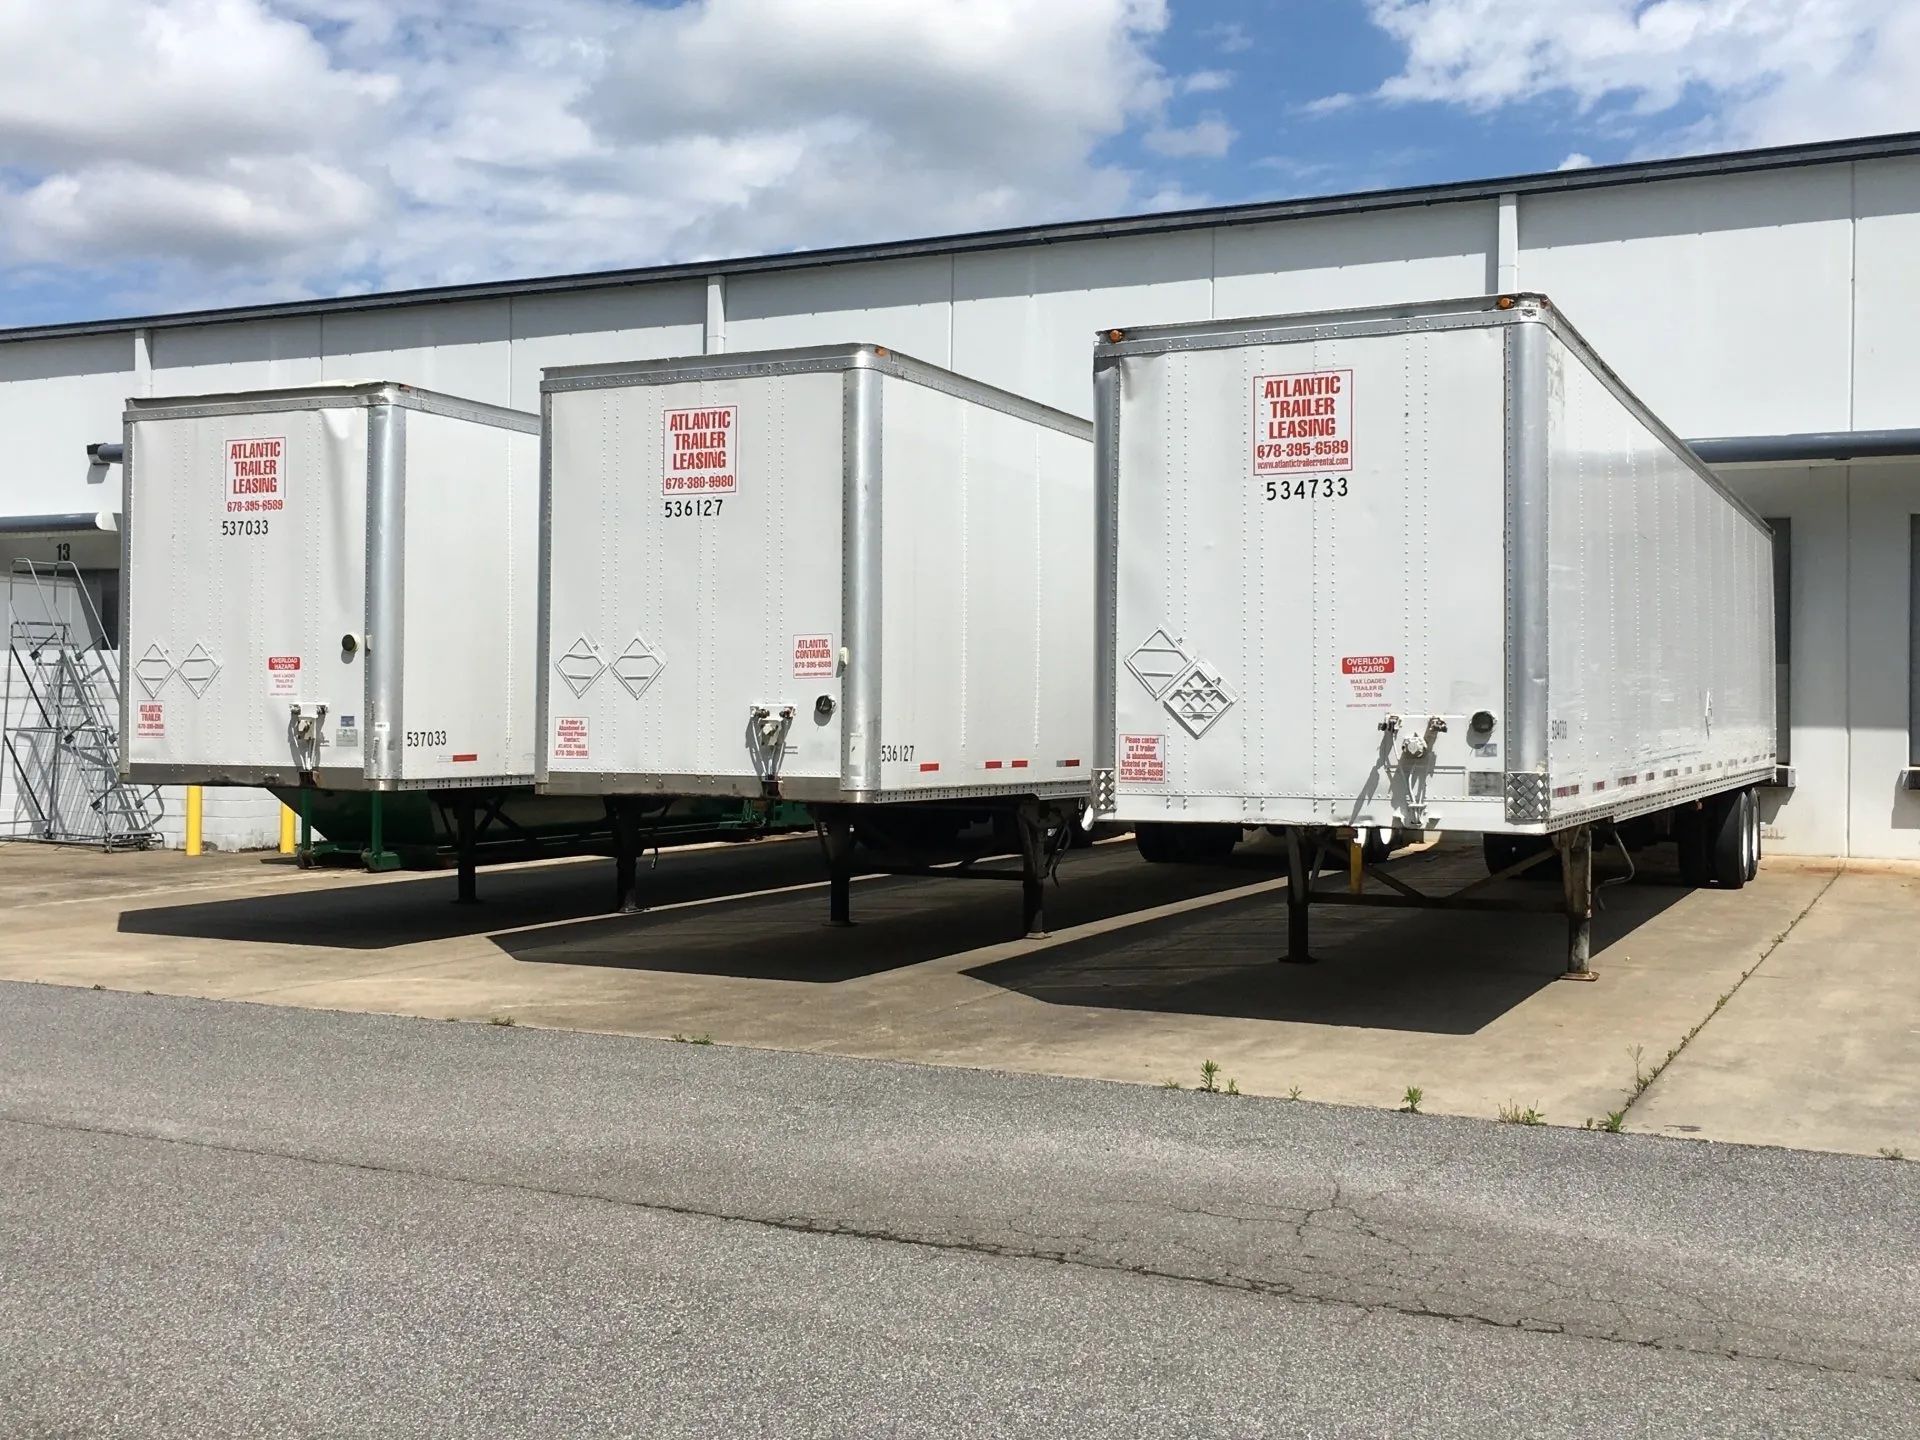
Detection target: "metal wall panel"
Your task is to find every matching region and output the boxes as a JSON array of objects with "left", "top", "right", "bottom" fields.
[
  {"left": 1211, "top": 202, "right": 1497, "bottom": 320},
  {"left": 507, "top": 286, "right": 706, "bottom": 412},
  {"left": 1850, "top": 157, "right": 1920, "bottom": 431},
  {"left": 1845, "top": 462, "right": 1920, "bottom": 858},
  {"left": 0, "top": 335, "right": 134, "bottom": 516},
  {"left": 1518, "top": 167, "right": 1854, "bottom": 436},
  {"left": 394, "top": 409, "right": 539, "bottom": 783},
  {"left": 150, "top": 317, "right": 324, "bottom": 395},
  {"left": 725, "top": 257, "right": 953, "bottom": 363},
  {"left": 321, "top": 301, "right": 513, "bottom": 407},
  {"left": 950, "top": 232, "right": 1214, "bottom": 418}
]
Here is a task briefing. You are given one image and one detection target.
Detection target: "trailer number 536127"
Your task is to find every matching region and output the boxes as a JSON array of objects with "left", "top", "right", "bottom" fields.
[{"left": 1264, "top": 478, "right": 1348, "bottom": 501}]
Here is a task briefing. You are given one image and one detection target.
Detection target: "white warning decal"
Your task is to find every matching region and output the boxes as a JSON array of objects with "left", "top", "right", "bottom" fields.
[
  {"left": 1119, "top": 733, "right": 1166, "bottom": 784},
  {"left": 663, "top": 406, "right": 737, "bottom": 494},
  {"left": 1253, "top": 370, "right": 1351, "bottom": 475},
  {"left": 136, "top": 701, "right": 165, "bottom": 739},
  {"left": 792, "top": 633, "right": 834, "bottom": 678},
  {"left": 1342, "top": 654, "right": 1394, "bottom": 709},
  {"left": 267, "top": 655, "right": 301, "bottom": 697},
  {"left": 552, "top": 716, "right": 590, "bottom": 760}
]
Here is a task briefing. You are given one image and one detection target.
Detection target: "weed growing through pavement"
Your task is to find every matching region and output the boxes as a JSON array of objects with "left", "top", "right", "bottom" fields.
[
  {"left": 671, "top": 1033, "right": 714, "bottom": 1045},
  {"left": 1603, "top": 1110, "right": 1626, "bottom": 1133},
  {"left": 1160, "top": 1078, "right": 1182, "bottom": 1090},
  {"left": 1199, "top": 1060, "right": 1221, "bottom": 1093},
  {"left": 1287, "top": 1086, "right": 1303, "bottom": 1101},
  {"left": 1400, "top": 1085, "right": 1424, "bottom": 1115},
  {"left": 1881, "top": 1147, "right": 1909, "bottom": 1162},
  {"left": 1498, "top": 1102, "right": 1545, "bottom": 1126},
  {"left": 488, "top": 1015, "right": 516, "bottom": 1027}
]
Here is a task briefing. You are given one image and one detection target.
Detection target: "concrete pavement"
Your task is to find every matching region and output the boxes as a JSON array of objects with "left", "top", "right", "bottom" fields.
[
  {"left": 0, "top": 832, "right": 1911, "bottom": 1155},
  {"left": 2, "top": 985, "right": 1917, "bottom": 1437}
]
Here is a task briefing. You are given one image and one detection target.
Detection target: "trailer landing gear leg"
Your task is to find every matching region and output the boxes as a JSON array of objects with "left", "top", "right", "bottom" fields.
[
  {"left": 820, "top": 818, "right": 856, "bottom": 927},
  {"left": 1281, "top": 827, "right": 1317, "bottom": 964},
  {"left": 607, "top": 800, "right": 644, "bottom": 915},
  {"left": 454, "top": 798, "right": 479, "bottom": 905},
  {"left": 1557, "top": 826, "right": 1598, "bottom": 981},
  {"left": 1017, "top": 804, "right": 1050, "bottom": 939}
]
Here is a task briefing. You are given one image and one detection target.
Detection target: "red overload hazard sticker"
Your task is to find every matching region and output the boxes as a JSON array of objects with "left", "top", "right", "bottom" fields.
[
  {"left": 267, "top": 655, "right": 300, "bottom": 697},
  {"left": 552, "top": 716, "right": 589, "bottom": 760},
  {"left": 663, "top": 406, "right": 736, "bottom": 494},
  {"left": 1253, "top": 370, "right": 1352, "bottom": 474},
  {"left": 137, "top": 702, "right": 164, "bottom": 739},
  {"left": 1119, "top": 733, "right": 1165, "bottom": 784},
  {"left": 1342, "top": 654, "right": 1394, "bottom": 708}
]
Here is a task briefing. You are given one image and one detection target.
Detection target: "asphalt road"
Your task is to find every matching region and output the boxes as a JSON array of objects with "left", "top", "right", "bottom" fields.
[{"left": 1, "top": 982, "right": 1916, "bottom": 1438}]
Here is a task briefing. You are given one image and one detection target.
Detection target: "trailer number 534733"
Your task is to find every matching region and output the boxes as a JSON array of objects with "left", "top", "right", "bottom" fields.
[{"left": 1264, "top": 478, "right": 1348, "bottom": 501}]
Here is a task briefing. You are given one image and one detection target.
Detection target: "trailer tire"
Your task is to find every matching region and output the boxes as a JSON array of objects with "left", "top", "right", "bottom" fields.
[
  {"left": 1134, "top": 823, "right": 1183, "bottom": 864},
  {"left": 1705, "top": 791, "right": 1747, "bottom": 890},
  {"left": 1743, "top": 789, "right": 1762, "bottom": 882}
]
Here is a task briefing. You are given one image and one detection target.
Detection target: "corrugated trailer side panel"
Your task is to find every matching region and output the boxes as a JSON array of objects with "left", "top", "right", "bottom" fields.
[
  {"left": 1537, "top": 324, "right": 1775, "bottom": 824},
  {"left": 121, "top": 402, "right": 368, "bottom": 786},
  {"left": 873, "top": 372, "right": 1092, "bottom": 798},
  {"left": 389, "top": 408, "right": 541, "bottom": 787}
]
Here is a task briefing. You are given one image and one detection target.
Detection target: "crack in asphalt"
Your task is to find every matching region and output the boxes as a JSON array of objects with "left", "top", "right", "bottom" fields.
[{"left": 5, "top": 1110, "right": 1913, "bottom": 1387}]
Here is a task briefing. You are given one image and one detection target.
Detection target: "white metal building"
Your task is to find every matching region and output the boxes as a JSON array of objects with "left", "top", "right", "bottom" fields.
[{"left": 3, "top": 132, "right": 1917, "bottom": 857}]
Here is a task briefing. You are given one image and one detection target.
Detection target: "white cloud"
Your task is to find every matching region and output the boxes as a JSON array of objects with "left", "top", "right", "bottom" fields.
[
  {"left": 1143, "top": 117, "right": 1236, "bottom": 159},
  {"left": 1182, "top": 69, "right": 1234, "bottom": 94},
  {"left": 1200, "top": 21, "right": 1253, "bottom": 54},
  {"left": 0, "top": 0, "right": 1190, "bottom": 314},
  {"left": 1559, "top": 151, "right": 1596, "bottom": 170},
  {"left": 1357, "top": 0, "right": 1920, "bottom": 150}
]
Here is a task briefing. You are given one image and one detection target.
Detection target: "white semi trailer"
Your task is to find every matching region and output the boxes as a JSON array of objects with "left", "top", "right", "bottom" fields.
[
  {"left": 538, "top": 344, "right": 1094, "bottom": 932},
  {"left": 118, "top": 381, "right": 545, "bottom": 892},
  {"left": 1091, "top": 294, "right": 1775, "bottom": 974}
]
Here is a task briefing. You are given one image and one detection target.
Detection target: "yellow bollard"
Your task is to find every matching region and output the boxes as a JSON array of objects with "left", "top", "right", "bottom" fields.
[
  {"left": 278, "top": 803, "right": 297, "bottom": 856},
  {"left": 1348, "top": 837, "right": 1364, "bottom": 895},
  {"left": 185, "top": 785, "right": 204, "bottom": 857}
]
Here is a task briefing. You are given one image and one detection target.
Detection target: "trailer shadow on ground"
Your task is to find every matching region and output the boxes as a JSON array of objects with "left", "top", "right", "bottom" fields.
[
  {"left": 493, "top": 841, "right": 1281, "bottom": 984},
  {"left": 962, "top": 842, "right": 1695, "bottom": 1035},
  {"left": 114, "top": 837, "right": 838, "bottom": 950}
]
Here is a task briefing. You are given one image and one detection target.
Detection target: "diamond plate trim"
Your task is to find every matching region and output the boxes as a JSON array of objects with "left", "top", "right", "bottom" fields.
[
  {"left": 612, "top": 635, "right": 666, "bottom": 700},
  {"left": 1125, "top": 628, "right": 1190, "bottom": 699},
  {"left": 176, "top": 643, "right": 220, "bottom": 698},
  {"left": 134, "top": 644, "right": 174, "bottom": 699},
  {"left": 1505, "top": 772, "right": 1549, "bottom": 824},
  {"left": 556, "top": 636, "right": 606, "bottom": 698},
  {"left": 1163, "top": 659, "right": 1237, "bottom": 738}
]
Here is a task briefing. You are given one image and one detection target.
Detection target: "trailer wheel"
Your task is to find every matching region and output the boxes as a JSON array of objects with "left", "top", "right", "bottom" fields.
[
  {"left": 1705, "top": 791, "right": 1747, "bottom": 890},
  {"left": 1743, "top": 789, "right": 1762, "bottom": 882},
  {"left": 1134, "top": 823, "right": 1183, "bottom": 864}
]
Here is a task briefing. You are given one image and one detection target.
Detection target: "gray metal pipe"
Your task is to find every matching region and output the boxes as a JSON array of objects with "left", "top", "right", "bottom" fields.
[
  {"left": 86, "top": 441, "right": 124, "bottom": 464},
  {"left": 1687, "top": 429, "right": 1920, "bottom": 464}
]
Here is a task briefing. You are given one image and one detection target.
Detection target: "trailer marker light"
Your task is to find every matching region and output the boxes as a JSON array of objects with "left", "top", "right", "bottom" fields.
[
  {"left": 918, "top": 761, "right": 940, "bottom": 773},
  {"left": 1496, "top": 295, "right": 1517, "bottom": 310},
  {"left": 452, "top": 753, "right": 478, "bottom": 763},
  {"left": 1011, "top": 759, "right": 1029, "bottom": 769},
  {"left": 1107, "top": 329, "right": 1125, "bottom": 342},
  {"left": 985, "top": 760, "right": 1004, "bottom": 769},
  {"left": 1056, "top": 758, "right": 1082, "bottom": 768}
]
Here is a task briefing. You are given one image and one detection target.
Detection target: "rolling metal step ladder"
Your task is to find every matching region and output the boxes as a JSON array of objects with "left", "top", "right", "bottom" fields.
[{"left": 3, "top": 559, "right": 162, "bottom": 849}]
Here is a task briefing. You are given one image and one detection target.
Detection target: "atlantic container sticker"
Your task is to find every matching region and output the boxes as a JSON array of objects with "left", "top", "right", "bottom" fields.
[
  {"left": 267, "top": 655, "right": 301, "bottom": 697},
  {"left": 1119, "top": 733, "right": 1166, "bottom": 784},
  {"left": 662, "top": 405, "right": 737, "bottom": 493},
  {"left": 792, "top": 633, "right": 834, "bottom": 678},
  {"left": 1342, "top": 654, "right": 1394, "bottom": 708},
  {"left": 136, "top": 701, "right": 165, "bottom": 739},
  {"left": 553, "top": 715, "right": 590, "bottom": 760},
  {"left": 226, "top": 436, "right": 286, "bottom": 513},
  {"left": 1253, "top": 370, "right": 1352, "bottom": 474}
]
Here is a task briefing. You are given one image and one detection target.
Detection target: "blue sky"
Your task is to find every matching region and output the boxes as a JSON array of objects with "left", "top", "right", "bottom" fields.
[{"left": 1, "top": 0, "right": 1915, "bottom": 328}]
